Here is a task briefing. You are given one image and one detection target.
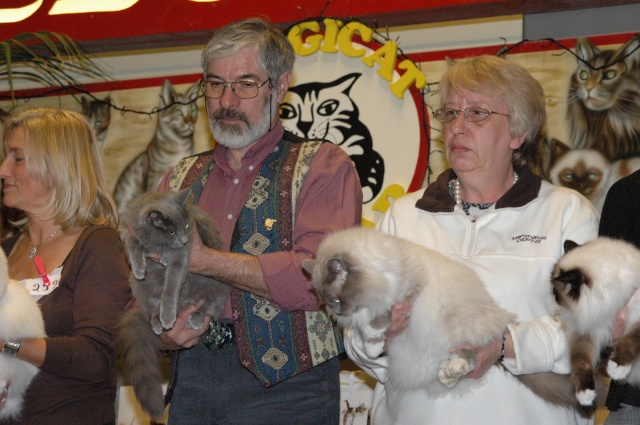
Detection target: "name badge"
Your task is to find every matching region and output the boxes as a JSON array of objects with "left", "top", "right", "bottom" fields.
[{"left": 24, "top": 266, "right": 62, "bottom": 298}]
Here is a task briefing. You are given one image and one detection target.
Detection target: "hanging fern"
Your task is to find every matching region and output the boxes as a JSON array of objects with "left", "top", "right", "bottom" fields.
[{"left": 0, "top": 31, "right": 111, "bottom": 107}]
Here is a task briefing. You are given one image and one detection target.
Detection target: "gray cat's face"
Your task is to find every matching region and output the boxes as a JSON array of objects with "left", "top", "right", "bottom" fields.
[
  {"left": 146, "top": 209, "right": 191, "bottom": 248},
  {"left": 129, "top": 189, "right": 195, "bottom": 250}
]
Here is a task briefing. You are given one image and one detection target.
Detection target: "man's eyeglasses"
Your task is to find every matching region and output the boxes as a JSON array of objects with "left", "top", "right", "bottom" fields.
[
  {"left": 200, "top": 79, "right": 271, "bottom": 99},
  {"left": 432, "top": 107, "right": 511, "bottom": 123}
]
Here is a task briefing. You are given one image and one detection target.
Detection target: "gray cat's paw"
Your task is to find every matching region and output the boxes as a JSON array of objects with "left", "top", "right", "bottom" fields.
[
  {"left": 132, "top": 259, "right": 146, "bottom": 280},
  {"left": 438, "top": 358, "right": 472, "bottom": 388},
  {"left": 188, "top": 311, "right": 205, "bottom": 330},
  {"left": 576, "top": 388, "right": 596, "bottom": 406},
  {"left": 132, "top": 269, "right": 145, "bottom": 280},
  {"left": 151, "top": 317, "right": 163, "bottom": 335},
  {"left": 607, "top": 360, "right": 632, "bottom": 380},
  {"left": 160, "top": 310, "right": 177, "bottom": 331}
]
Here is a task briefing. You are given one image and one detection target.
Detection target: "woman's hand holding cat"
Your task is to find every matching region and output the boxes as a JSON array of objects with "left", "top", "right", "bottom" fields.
[
  {"left": 455, "top": 333, "right": 513, "bottom": 379},
  {"left": 610, "top": 306, "right": 628, "bottom": 345},
  {"left": 160, "top": 303, "right": 210, "bottom": 349},
  {"left": 0, "top": 381, "right": 9, "bottom": 410},
  {"left": 384, "top": 299, "right": 412, "bottom": 350}
]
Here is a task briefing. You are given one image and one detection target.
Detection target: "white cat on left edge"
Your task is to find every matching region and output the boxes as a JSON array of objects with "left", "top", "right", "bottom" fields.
[
  {"left": 0, "top": 249, "right": 46, "bottom": 420},
  {"left": 303, "top": 227, "right": 602, "bottom": 416}
]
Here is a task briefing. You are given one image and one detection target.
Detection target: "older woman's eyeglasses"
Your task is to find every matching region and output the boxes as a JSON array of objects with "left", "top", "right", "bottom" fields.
[
  {"left": 200, "top": 79, "right": 271, "bottom": 99},
  {"left": 432, "top": 107, "right": 510, "bottom": 123}
]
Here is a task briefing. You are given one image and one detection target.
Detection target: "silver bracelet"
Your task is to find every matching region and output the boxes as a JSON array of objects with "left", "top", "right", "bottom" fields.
[{"left": 1, "top": 340, "right": 21, "bottom": 357}]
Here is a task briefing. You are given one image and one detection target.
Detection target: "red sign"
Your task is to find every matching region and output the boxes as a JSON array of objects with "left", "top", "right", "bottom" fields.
[{"left": 0, "top": 0, "right": 501, "bottom": 43}]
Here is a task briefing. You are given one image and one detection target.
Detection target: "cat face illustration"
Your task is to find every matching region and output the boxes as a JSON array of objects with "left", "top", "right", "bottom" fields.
[{"left": 281, "top": 73, "right": 385, "bottom": 203}]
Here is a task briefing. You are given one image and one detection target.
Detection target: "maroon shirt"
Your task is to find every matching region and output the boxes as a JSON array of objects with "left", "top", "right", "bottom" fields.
[{"left": 159, "top": 122, "right": 362, "bottom": 317}]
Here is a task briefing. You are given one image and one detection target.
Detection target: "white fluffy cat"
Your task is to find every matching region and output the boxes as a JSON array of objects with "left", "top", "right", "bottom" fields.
[
  {"left": 552, "top": 237, "right": 640, "bottom": 406},
  {"left": 303, "top": 227, "right": 592, "bottom": 412},
  {"left": 0, "top": 249, "right": 46, "bottom": 420}
]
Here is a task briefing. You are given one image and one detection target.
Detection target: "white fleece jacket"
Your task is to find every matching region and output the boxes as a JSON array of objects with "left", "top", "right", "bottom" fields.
[{"left": 345, "top": 169, "right": 599, "bottom": 425}]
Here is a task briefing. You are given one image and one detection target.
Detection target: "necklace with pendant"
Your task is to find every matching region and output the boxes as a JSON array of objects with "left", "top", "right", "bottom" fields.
[
  {"left": 455, "top": 171, "right": 519, "bottom": 207},
  {"left": 28, "top": 228, "right": 62, "bottom": 260}
]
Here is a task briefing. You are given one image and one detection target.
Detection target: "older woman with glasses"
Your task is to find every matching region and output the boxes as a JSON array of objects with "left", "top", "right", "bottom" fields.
[{"left": 344, "top": 55, "right": 599, "bottom": 425}]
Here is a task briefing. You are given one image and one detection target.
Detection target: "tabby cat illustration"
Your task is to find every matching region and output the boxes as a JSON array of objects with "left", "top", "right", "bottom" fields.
[
  {"left": 280, "top": 73, "right": 384, "bottom": 203},
  {"left": 552, "top": 237, "right": 640, "bottom": 406},
  {"left": 118, "top": 189, "right": 228, "bottom": 419},
  {"left": 566, "top": 35, "right": 640, "bottom": 160},
  {"left": 549, "top": 138, "right": 640, "bottom": 212},
  {"left": 303, "top": 227, "right": 603, "bottom": 415},
  {"left": 113, "top": 79, "right": 200, "bottom": 237},
  {"left": 80, "top": 95, "right": 112, "bottom": 151}
]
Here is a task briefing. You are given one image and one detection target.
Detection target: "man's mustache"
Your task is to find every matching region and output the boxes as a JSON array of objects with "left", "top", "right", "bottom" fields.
[{"left": 213, "top": 108, "right": 250, "bottom": 125}]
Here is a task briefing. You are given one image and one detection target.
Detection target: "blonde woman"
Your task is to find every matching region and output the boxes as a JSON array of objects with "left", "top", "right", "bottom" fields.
[{"left": 0, "top": 108, "right": 130, "bottom": 425}]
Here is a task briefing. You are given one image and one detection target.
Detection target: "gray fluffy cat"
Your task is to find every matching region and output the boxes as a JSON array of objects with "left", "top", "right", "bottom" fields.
[
  {"left": 303, "top": 227, "right": 604, "bottom": 416},
  {"left": 118, "top": 189, "right": 228, "bottom": 419},
  {"left": 552, "top": 237, "right": 640, "bottom": 407}
]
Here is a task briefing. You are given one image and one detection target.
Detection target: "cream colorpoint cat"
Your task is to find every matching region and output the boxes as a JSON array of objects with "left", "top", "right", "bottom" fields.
[{"left": 303, "top": 227, "right": 605, "bottom": 416}]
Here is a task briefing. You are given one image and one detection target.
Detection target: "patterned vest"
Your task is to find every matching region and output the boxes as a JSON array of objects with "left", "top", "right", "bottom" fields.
[{"left": 168, "top": 134, "right": 344, "bottom": 387}]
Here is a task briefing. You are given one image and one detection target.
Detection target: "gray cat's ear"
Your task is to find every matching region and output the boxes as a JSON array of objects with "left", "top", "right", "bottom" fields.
[
  {"left": 175, "top": 189, "right": 194, "bottom": 207},
  {"left": 301, "top": 259, "right": 315, "bottom": 275}
]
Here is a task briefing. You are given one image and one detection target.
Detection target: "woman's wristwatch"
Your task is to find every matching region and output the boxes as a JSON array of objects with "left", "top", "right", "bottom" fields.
[{"left": 1, "top": 340, "right": 21, "bottom": 357}]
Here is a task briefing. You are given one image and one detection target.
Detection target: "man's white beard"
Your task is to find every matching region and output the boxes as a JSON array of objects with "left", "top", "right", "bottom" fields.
[{"left": 209, "top": 97, "right": 274, "bottom": 149}]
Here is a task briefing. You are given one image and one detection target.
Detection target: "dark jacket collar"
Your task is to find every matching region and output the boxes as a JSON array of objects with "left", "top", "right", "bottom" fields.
[{"left": 415, "top": 167, "right": 541, "bottom": 213}]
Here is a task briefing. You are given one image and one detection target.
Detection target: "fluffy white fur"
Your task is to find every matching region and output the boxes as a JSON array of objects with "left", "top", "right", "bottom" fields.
[
  {"left": 552, "top": 237, "right": 640, "bottom": 405},
  {"left": 303, "top": 227, "right": 515, "bottom": 395},
  {"left": 0, "top": 249, "right": 46, "bottom": 420}
]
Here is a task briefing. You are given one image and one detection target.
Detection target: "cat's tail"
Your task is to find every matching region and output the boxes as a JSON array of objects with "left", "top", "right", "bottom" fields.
[
  {"left": 118, "top": 308, "right": 166, "bottom": 420},
  {"left": 516, "top": 371, "right": 609, "bottom": 418}
]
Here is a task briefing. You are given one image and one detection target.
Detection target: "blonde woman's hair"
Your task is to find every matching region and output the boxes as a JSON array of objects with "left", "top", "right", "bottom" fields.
[
  {"left": 2, "top": 108, "right": 118, "bottom": 230},
  {"left": 437, "top": 55, "right": 547, "bottom": 168}
]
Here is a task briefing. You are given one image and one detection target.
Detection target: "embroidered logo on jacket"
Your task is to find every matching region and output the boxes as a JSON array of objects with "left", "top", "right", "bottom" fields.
[{"left": 512, "top": 235, "right": 547, "bottom": 244}]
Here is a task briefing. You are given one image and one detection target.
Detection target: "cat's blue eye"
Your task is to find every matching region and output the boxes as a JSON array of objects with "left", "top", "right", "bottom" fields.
[
  {"left": 587, "top": 172, "right": 600, "bottom": 180},
  {"left": 318, "top": 100, "right": 338, "bottom": 116},
  {"left": 562, "top": 172, "right": 574, "bottom": 181},
  {"left": 95, "top": 120, "right": 103, "bottom": 126}
]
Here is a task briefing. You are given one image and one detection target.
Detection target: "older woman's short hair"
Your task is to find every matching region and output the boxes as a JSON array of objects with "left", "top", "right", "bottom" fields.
[
  {"left": 2, "top": 108, "right": 118, "bottom": 230},
  {"left": 438, "top": 55, "right": 546, "bottom": 167},
  {"left": 201, "top": 18, "right": 295, "bottom": 85}
]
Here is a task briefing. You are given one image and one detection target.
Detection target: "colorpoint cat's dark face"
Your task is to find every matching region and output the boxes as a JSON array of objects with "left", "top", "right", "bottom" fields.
[
  {"left": 302, "top": 256, "right": 364, "bottom": 318},
  {"left": 551, "top": 266, "right": 590, "bottom": 306},
  {"left": 550, "top": 240, "right": 590, "bottom": 306}
]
